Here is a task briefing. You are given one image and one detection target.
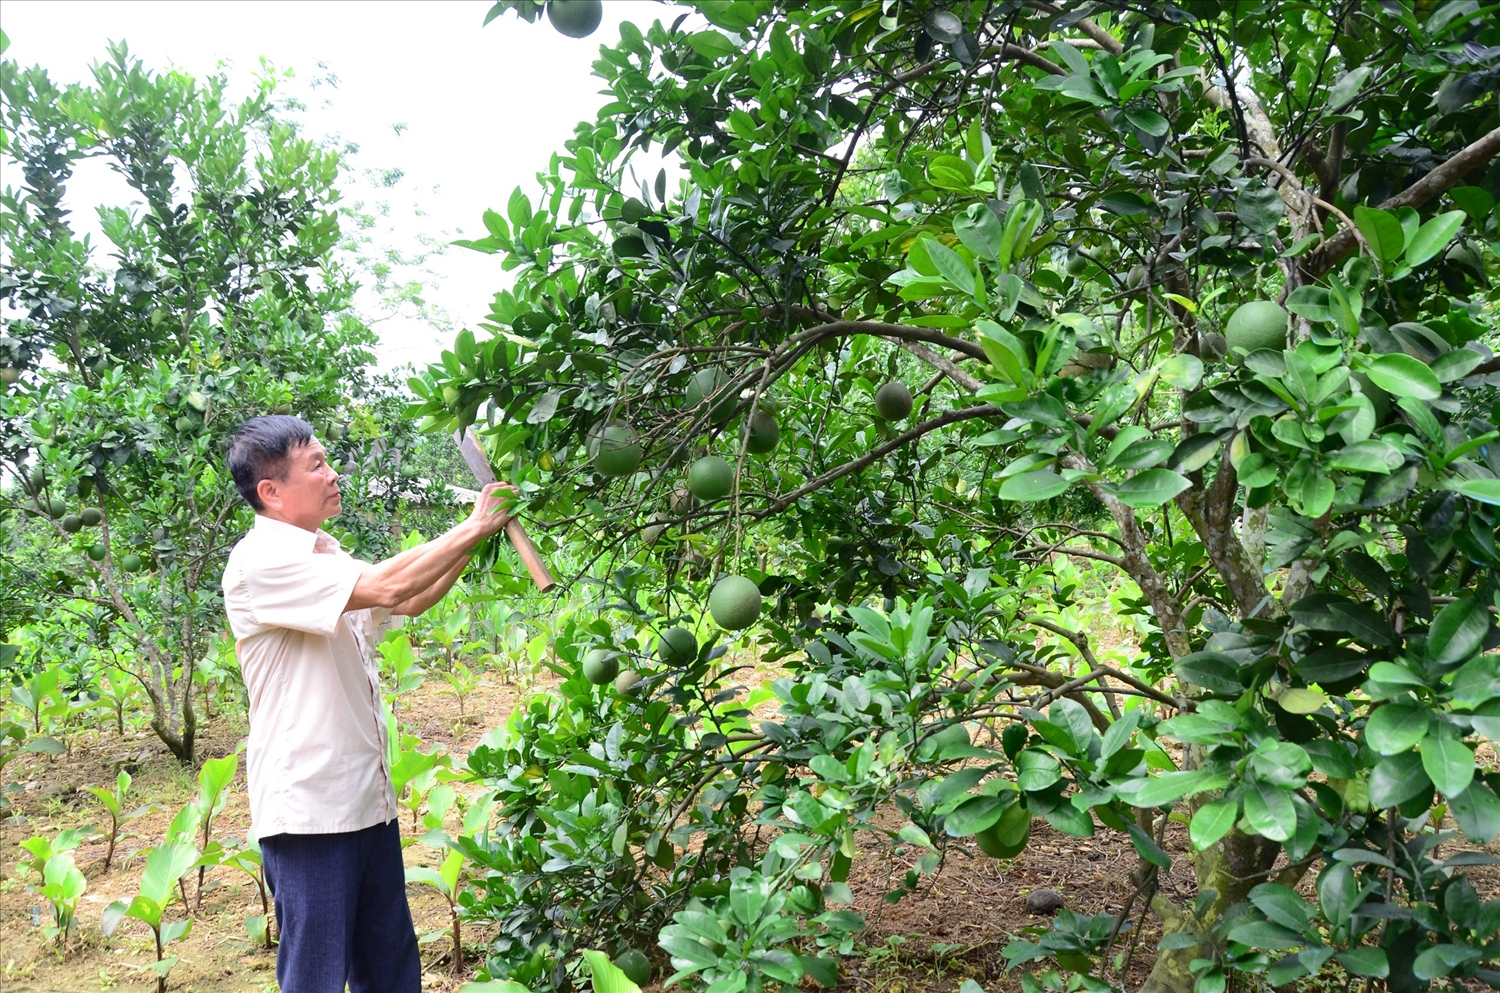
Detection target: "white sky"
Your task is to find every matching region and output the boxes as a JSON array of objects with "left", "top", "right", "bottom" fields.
[{"left": 0, "top": 0, "right": 668, "bottom": 373}]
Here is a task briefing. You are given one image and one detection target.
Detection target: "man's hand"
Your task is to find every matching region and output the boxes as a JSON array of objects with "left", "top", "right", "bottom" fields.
[{"left": 470, "top": 481, "right": 518, "bottom": 537}]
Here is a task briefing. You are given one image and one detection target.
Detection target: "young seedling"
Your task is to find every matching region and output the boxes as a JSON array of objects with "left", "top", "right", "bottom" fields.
[
  {"left": 214, "top": 832, "right": 274, "bottom": 949},
  {"left": 96, "top": 668, "right": 141, "bottom": 735},
  {"left": 84, "top": 770, "right": 159, "bottom": 871},
  {"left": 441, "top": 658, "right": 482, "bottom": 721},
  {"left": 38, "top": 851, "right": 86, "bottom": 945},
  {"left": 405, "top": 849, "right": 467, "bottom": 975},
  {"left": 102, "top": 841, "right": 200, "bottom": 993},
  {"left": 188, "top": 752, "right": 238, "bottom": 912},
  {"left": 17, "top": 828, "right": 90, "bottom": 878},
  {"left": 378, "top": 632, "right": 426, "bottom": 711}
]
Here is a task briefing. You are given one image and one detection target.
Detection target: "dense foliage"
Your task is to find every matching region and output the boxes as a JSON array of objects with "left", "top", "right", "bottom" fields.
[
  {"left": 0, "top": 41, "right": 424, "bottom": 763},
  {"left": 407, "top": 2, "right": 1500, "bottom": 991}
]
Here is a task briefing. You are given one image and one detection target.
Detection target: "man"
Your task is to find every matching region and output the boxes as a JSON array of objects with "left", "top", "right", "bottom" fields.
[{"left": 222, "top": 414, "right": 514, "bottom": 992}]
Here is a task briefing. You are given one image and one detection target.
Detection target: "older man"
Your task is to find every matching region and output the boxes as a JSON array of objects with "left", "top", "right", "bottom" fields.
[{"left": 222, "top": 414, "right": 513, "bottom": 992}]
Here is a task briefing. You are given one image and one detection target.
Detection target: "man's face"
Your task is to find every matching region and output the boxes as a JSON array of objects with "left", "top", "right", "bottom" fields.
[{"left": 260, "top": 439, "right": 341, "bottom": 531}]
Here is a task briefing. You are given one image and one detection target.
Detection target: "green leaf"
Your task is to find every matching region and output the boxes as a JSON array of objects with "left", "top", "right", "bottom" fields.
[
  {"left": 1364, "top": 704, "right": 1431, "bottom": 755},
  {"left": 1170, "top": 433, "right": 1222, "bottom": 473},
  {"left": 1112, "top": 469, "right": 1192, "bottom": 508},
  {"left": 1173, "top": 652, "right": 1243, "bottom": 696},
  {"left": 1227, "top": 918, "right": 1306, "bottom": 950},
  {"left": 1420, "top": 724, "right": 1474, "bottom": 797},
  {"left": 1404, "top": 210, "right": 1465, "bottom": 266},
  {"left": 1365, "top": 354, "right": 1441, "bottom": 401},
  {"left": 1428, "top": 595, "right": 1489, "bottom": 665},
  {"left": 582, "top": 949, "right": 644, "bottom": 993},
  {"left": 1124, "top": 769, "right": 1230, "bottom": 808},
  {"left": 1449, "top": 783, "right": 1500, "bottom": 843},
  {"left": 1368, "top": 751, "right": 1432, "bottom": 808},
  {"left": 139, "top": 842, "right": 199, "bottom": 908},
  {"left": 1276, "top": 688, "right": 1328, "bottom": 714},
  {"left": 1123, "top": 107, "right": 1169, "bottom": 137},
  {"left": 1353, "top": 206, "right": 1405, "bottom": 261},
  {"left": 998, "top": 469, "right": 1070, "bottom": 502},
  {"left": 1336, "top": 948, "right": 1389, "bottom": 978},
  {"left": 1327, "top": 65, "right": 1373, "bottom": 110},
  {"left": 1451, "top": 478, "right": 1500, "bottom": 505},
  {"left": 943, "top": 795, "right": 1008, "bottom": 837},
  {"left": 1243, "top": 783, "right": 1297, "bottom": 842},
  {"left": 953, "top": 202, "right": 1002, "bottom": 260},
  {"left": 1190, "top": 799, "right": 1239, "bottom": 850},
  {"left": 1127, "top": 822, "right": 1172, "bottom": 867},
  {"left": 923, "top": 237, "right": 976, "bottom": 298}
]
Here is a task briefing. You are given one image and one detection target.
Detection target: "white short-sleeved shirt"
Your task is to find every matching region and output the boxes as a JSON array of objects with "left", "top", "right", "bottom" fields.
[{"left": 222, "top": 515, "right": 397, "bottom": 836}]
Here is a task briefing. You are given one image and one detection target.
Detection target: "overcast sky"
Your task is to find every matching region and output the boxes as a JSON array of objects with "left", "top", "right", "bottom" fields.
[{"left": 1, "top": 0, "right": 667, "bottom": 372}]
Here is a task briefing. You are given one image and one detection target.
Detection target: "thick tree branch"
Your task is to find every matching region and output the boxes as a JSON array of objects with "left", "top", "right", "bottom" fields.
[{"left": 1302, "top": 125, "right": 1500, "bottom": 278}]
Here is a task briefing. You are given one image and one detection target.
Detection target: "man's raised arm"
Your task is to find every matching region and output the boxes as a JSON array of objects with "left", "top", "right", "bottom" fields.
[{"left": 344, "top": 481, "right": 515, "bottom": 613}]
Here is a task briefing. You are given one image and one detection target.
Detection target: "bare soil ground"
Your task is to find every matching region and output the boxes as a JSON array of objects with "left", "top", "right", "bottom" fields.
[{"left": 6, "top": 667, "right": 1499, "bottom": 993}]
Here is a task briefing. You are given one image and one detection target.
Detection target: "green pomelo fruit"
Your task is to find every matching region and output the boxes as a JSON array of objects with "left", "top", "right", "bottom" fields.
[
  {"left": 1126, "top": 263, "right": 1148, "bottom": 290},
  {"left": 29, "top": 466, "right": 47, "bottom": 491},
  {"left": 1225, "top": 300, "right": 1289, "bottom": 356},
  {"left": 874, "top": 381, "right": 913, "bottom": 421},
  {"left": 86, "top": 542, "right": 108, "bottom": 562},
  {"left": 48, "top": 497, "right": 67, "bottom": 519},
  {"left": 709, "top": 575, "right": 763, "bottom": 630},
  {"left": 1065, "top": 254, "right": 1089, "bottom": 276},
  {"left": 685, "top": 368, "right": 738, "bottom": 423},
  {"left": 615, "top": 948, "right": 651, "bottom": 986},
  {"left": 658, "top": 626, "right": 697, "bottom": 666},
  {"left": 687, "top": 455, "right": 734, "bottom": 500},
  {"left": 582, "top": 649, "right": 619, "bottom": 685},
  {"left": 1352, "top": 371, "right": 1391, "bottom": 422},
  {"left": 746, "top": 411, "right": 780, "bottom": 454},
  {"left": 614, "top": 670, "right": 643, "bottom": 696},
  {"left": 61, "top": 514, "right": 83, "bottom": 534},
  {"left": 80, "top": 508, "right": 102, "bottom": 527},
  {"left": 593, "top": 424, "right": 643, "bottom": 477},
  {"left": 174, "top": 415, "right": 197, "bottom": 433},
  {"left": 975, "top": 804, "right": 1031, "bottom": 859},
  {"left": 917, "top": 722, "right": 970, "bottom": 761},
  {"left": 546, "top": 0, "right": 603, "bottom": 38},
  {"left": 120, "top": 553, "right": 143, "bottom": 573}
]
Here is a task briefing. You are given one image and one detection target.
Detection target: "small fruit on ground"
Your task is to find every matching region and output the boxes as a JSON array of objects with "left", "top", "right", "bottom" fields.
[
  {"left": 120, "top": 553, "right": 143, "bottom": 573},
  {"left": 86, "top": 542, "right": 108, "bottom": 562},
  {"left": 61, "top": 514, "right": 83, "bottom": 533},
  {"left": 546, "top": 0, "right": 603, "bottom": 38},
  {"left": 685, "top": 368, "right": 738, "bottom": 423},
  {"left": 687, "top": 455, "right": 734, "bottom": 500},
  {"left": 709, "top": 575, "right": 762, "bottom": 630},
  {"left": 48, "top": 497, "right": 67, "bottom": 519},
  {"left": 582, "top": 649, "right": 619, "bottom": 685},
  {"left": 614, "top": 670, "right": 642, "bottom": 696},
  {"left": 874, "top": 381, "right": 913, "bottom": 421},
  {"left": 1225, "top": 300, "right": 1289, "bottom": 356},
  {"left": 658, "top": 626, "right": 697, "bottom": 666},
  {"left": 81, "top": 507, "right": 102, "bottom": 527},
  {"left": 592, "top": 423, "right": 643, "bottom": 477},
  {"left": 746, "top": 410, "right": 780, "bottom": 454},
  {"left": 614, "top": 948, "right": 652, "bottom": 987}
]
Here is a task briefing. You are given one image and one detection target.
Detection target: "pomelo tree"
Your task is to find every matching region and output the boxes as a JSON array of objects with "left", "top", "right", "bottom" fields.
[
  {"left": 0, "top": 41, "right": 408, "bottom": 763},
  {"left": 422, "top": 2, "right": 1500, "bottom": 990}
]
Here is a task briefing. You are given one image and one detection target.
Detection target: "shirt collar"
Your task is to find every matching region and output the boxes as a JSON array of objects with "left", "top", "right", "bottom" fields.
[{"left": 252, "top": 514, "right": 341, "bottom": 553}]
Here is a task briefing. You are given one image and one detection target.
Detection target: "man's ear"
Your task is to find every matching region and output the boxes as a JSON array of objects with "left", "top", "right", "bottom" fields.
[{"left": 256, "top": 476, "right": 280, "bottom": 510}]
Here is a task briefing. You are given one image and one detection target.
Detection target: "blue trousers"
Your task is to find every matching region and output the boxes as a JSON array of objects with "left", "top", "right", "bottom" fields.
[{"left": 260, "top": 819, "right": 421, "bottom": 993}]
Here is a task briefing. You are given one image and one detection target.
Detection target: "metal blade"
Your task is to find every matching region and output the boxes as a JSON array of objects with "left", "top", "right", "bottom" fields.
[{"left": 454, "top": 428, "right": 497, "bottom": 486}]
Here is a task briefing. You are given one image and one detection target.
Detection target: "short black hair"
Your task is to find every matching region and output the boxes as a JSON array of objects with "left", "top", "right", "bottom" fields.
[{"left": 228, "top": 415, "right": 315, "bottom": 511}]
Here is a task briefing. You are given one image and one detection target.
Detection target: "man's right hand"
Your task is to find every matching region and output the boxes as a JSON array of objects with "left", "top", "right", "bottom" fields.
[{"left": 471, "top": 481, "right": 518, "bottom": 537}]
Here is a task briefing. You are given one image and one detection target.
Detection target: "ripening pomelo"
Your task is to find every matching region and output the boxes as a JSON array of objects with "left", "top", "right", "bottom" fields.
[
  {"left": 546, "top": 0, "right": 603, "bottom": 38},
  {"left": 582, "top": 649, "right": 619, "bottom": 685},
  {"left": 709, "top": 575, "right": 762, "bottom": 630},
  {"left": 1225, "top": 300, "right": 1289, "bottom": 357},
  {"left": 874, "top": 381, "right": 913, "bottom": 421},
  {"left": 687, "top": 455, "right": 734, "bottom": 501},
  {"left": 658, "top": 626, "right": 697, "bottom": 666}
]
